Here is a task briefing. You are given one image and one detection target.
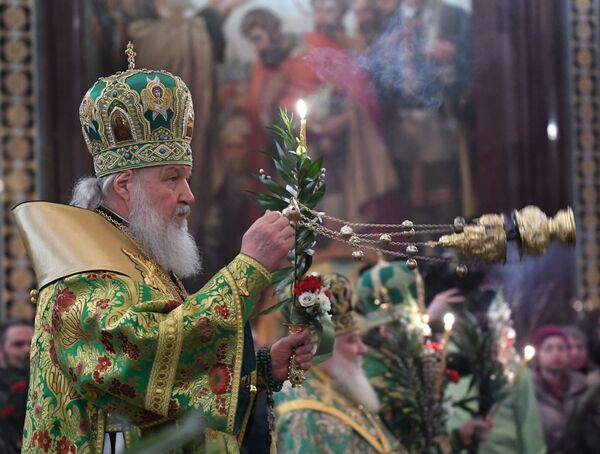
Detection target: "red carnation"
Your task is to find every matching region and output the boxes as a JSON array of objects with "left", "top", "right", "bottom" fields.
[
  {"left": 445, "top": 368, "right": 461, "bottom": 384},
  {"left": 293, "top": 275, "right": 323, "bottom": 296},
  {"left": 10, "top": 379, "right": 27, "bottom": 393}
]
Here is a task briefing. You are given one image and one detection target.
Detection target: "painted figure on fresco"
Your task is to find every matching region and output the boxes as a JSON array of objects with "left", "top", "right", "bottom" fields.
[
  {"left": 14, "top": 57, "right": 316, "bottom": 453},
  {"left": 242, "top": 1, "right": 398, "bottom": 225},
  {"left": 369, "top": 0, "right": 474, "bottom": 223}
]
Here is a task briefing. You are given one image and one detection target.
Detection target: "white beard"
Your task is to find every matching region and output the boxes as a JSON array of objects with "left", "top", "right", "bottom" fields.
[
  {"left": 321, "top": 354, "right": 381, "bottom": 413},
  {"left": 127, "top": 184, "right": 202, "bottom": 279}
]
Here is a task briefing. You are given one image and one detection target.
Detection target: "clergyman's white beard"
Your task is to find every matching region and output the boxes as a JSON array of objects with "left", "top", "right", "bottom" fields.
[
  {"left": 321, "top": 354, "right": 381, "bottom": 413},
  {"left": 127, "top": 191, "right": 202, "bottom": 279}
]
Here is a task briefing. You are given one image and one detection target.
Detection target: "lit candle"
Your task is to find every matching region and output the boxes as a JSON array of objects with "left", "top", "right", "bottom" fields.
[
  {"left": 297, "top": 99, "right": 307, "bottom": 153},
  {"left": 513, "top": 345, "right": 535, "bottom": 384},
  {"left": 435, "top": 312, "right": 455, "bottom": 396}
]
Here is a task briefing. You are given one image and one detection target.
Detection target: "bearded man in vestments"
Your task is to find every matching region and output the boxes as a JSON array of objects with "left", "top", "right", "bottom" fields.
[
  {"left": 274, "top": 273, "right": 400, "bottom": 453},
  {"left": 14, "top": 55, "right": 315, "bottom": 453}
]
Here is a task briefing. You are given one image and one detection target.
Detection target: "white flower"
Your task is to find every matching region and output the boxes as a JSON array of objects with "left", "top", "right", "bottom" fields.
[
  {"left": 316, "top": 292, "right": 331, "bottom": 312},
  {"left": 298, "top": 292, "right": 316, "bottom": 307}
]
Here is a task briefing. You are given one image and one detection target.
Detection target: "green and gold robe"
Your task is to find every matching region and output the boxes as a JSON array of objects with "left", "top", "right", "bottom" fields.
[
  {"left": 274, "top": 367, "right": 398, "bottom": 453},
  {"left": 14, "top": 202, "right": 271, "bottom": 453}
]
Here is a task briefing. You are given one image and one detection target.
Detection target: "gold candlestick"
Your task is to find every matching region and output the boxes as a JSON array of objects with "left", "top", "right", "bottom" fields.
[
  {"left": 297, "top": 99, "right": 307, "bottom": 154},
  {"left": 285, "top": 323, "right": 308, "bottom": 387},
  {"left": 435, "top": 312, "right": 455, "bottom": 396}
]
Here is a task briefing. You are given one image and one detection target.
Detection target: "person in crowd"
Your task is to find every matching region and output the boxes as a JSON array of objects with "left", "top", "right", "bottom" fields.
[{"left": 563, "top": 324, "right": 600, "bottom": 385}]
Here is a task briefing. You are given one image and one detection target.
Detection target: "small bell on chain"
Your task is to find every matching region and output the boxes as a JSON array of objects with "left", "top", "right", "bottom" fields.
[
  {"left": 352, "top": 250, "right": 365, "bottom": 261},
  {"left": 455, "top": 263, "right": 468, "bottom": 277},
  {"left": 406, "top": 245, "right": 418, "bottom": 257},
  {"left": 406, "top": 258, "right": 418, "bottom": 270},
  {"left": 379, "top": 233, "right": 392, "bottom": 245},
  {"left": 340, "top": 225, "right": 354, "bottom": 238}
]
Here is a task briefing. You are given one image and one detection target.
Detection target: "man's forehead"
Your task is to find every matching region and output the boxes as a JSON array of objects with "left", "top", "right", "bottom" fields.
[{"left": 159, "top": 164, "right": 192, "bottom": 175}]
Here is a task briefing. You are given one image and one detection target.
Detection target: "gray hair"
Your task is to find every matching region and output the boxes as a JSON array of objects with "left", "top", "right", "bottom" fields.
[{"left": 70, "top": 174, "right": 117, "bottom": 209}]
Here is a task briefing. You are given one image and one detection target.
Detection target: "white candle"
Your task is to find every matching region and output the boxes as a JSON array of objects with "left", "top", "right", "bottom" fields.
[{"left": 297, "top": 99, "right": 307, "bottom": 152}]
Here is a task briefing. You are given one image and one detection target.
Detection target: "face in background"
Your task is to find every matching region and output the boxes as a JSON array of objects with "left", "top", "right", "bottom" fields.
[
  {"left": 567, "top": 335, "right": 588, "bottom": 370},
  {"left": 312, "top": 0, "right": 345, "bottom": 34},
  {"left": 537, "top": 335, "right": 569, "bottom": 374},
  {"left": 334, "top": 329, "right": 368, "bottom": 364},
  {"left": 247, "top": 26, "right": 273, "bottom": 56},
  {"left": 0, "top": 324, "right": 34, "bottom": 370}
]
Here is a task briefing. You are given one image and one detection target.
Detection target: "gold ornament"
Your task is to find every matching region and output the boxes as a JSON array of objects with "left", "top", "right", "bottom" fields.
[
  {"left": 436, "top": 214, "right": 507, "bottom": 262},
  {"left": 340, "top": 225, "right": 354, "bottom": 238},
  {"left": 349, "top": 235, "right": 361, "bottom": 247},
  {"left": 514, "top": 206, "right": 576, "bottom": 256},
  {"left": 286, "top": 323, "right": 308, "bottom": 387},
  {"left": 455, "top": 264, "right": 468, "bottom": 277},
  {"left": 30, "top": 288, "right": 38, "bottom": 305},
  {"left": 379, "top": 233, "right": 392, "bottom": 245},
  {"left": 352, "top": 250, "right": 365, "bottom": 261},
  {"left": 406, "top": 245, "right": 418, "bottom": 257}
]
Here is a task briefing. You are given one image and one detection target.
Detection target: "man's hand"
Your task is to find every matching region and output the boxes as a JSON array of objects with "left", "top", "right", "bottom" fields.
[
  {"left": 427, "top": 288, "right": 465, "bottom": 323},
  {"left": 270, "top": 330, "right": 314, "bottom": 383},
  {"left": 240, "top": 210, "right": 295, "bottom": 272},
  {"left": 458, "top": 418, "right": 493, "bottom": 446}
]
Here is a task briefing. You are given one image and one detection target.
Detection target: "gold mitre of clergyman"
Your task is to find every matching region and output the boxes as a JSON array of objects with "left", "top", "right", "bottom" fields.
[
  {"left": 324, "top": 272, "right": 359, "bottom": 335},
  {"left": 79, "top": 42, "right": 194, "bottom": 177}
]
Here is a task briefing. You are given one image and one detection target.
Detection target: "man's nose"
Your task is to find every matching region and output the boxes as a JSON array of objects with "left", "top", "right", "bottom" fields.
[{"left": 180, "top": 180, "right": 195, "bottom": 205}]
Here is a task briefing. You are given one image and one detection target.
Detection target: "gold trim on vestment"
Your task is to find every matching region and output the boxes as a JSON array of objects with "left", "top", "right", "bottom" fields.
[
  {"left": 276, "top": 399, "right": 392, "bottom": 453},
  {"left": 222, "top": 264, "right": 245, "bottom": 434},
  {"left": 145, "top": 304, "right": 184, "bottom": 416},
  {"left": 237, "top": 253, "right": 272, "bottom": 282}
]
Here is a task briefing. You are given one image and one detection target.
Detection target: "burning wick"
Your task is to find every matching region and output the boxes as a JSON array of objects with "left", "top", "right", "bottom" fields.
[
  {"left": 514, "top": 345, "right": 536, "bottom": 383},
  {"left": 297, "top": 99, "right": 307, "bottom": 153}
]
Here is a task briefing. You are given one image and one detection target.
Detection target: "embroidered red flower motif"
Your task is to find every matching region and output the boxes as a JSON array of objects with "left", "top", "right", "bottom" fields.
[
  {"left": 96, "top": 299, "right": 110, "bottom": 309},
  {"left": 56, "top": 435, "right": 76, "bottom": 453},
  {"left": 445, "top": 368, "right": 461, "bottom": 384},
  {"left": 96, "top": 355, "right": 112, "bottom": 372},
  {"left": 293, "top": 275, "right": 323, "bottom": 296},
  {"left": 101, "top": 330, "right": 116, "bottom": 354},
  {"left": 56, "top": 288, "right": 76, "bottom": 313},
  {"left": 117, "top": 332, "right": 140, "bottom": 360},
  {"left": 51, "top": 309, "right": 63, "bottom": 333},
  {"left": 120, "top": 383, "right": 136, "bottom": 398},
  {"left": 109, "top": 378, "right": 123, "bottom": 395},
  {"left": 214, "top": 304, "right": 229, "bottom": 319},
  {"left": 100, "top": 273, "right": 113, "bottom": 279},
  {"left": 197, "top": 317, "right": 213, "bottom": 343},
  {"left": 9, "top": 379, "right": 27, "bottom": 393},
  {"left": 209, "top": 363, "right": 231, "bottom": 395},
  {"left": 34, "top": 430, "right": 51, "bottom": 452},
  {"left": 165, "top": 300, "right": 181, "bottom": 312},
  {"left": 93, "top": 370, "right": 104, "bottom": 384},
  {"left": 49, "top": 340, "right": 59, "bottom": 366},
  {"left": 84, "top": 272, "right": 99, "bottom": 279},
  {"left": 0, "top": 405, "right": 16, "bottom": 418}
]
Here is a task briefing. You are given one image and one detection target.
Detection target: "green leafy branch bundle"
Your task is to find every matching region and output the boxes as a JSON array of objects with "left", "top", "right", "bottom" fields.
[{"left": 249, "top": 109, "right": 326, "bottom": 326}]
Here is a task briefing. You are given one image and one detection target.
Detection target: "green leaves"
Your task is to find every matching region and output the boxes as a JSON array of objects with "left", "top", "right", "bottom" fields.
[{"left": 250, "top": 110, "right": 326, "bottom": 322}]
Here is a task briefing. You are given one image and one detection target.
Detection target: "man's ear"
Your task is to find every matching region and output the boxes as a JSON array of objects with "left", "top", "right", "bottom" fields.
[{"left": 112, "top": 170, "right": 134, "bottom": 203}]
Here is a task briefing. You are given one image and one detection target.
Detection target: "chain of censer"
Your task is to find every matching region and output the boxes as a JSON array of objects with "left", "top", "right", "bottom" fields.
[
  {"left": 297, "top": 212, "right": 451, "bottom": 264},
  {"left": 295, "top": 200, "right": 455, "bottom": 231}
]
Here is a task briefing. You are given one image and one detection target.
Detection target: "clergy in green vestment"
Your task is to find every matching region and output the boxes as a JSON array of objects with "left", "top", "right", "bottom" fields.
[
  {"left": 13, "top": 47, "right": 316, "bottom": 454},
  {"left": 274, "top": 272, "right": 401, "bottom": 453}
]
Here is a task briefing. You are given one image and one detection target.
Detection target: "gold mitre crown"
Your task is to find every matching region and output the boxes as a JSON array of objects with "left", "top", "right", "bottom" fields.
[
  {"left": 324, "top": 272, "right": 359, "bottom": 335},
  {"left": 79, "top": 43, "right": 194, "bottom": 177}
]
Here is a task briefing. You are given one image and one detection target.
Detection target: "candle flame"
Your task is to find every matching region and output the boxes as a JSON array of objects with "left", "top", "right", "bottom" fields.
[
  {"left": 297, "top": 99, "right": 307, "bottom": 119},
  {"left": 443, "top": 312, "right": 455, "bottom": 330},
  {"left": 524, "top": 345, "right": 535, "bottom": 361}
]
